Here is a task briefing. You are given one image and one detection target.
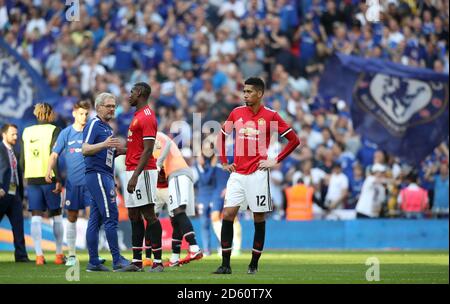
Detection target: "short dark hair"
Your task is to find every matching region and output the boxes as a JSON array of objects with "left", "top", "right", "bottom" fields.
[
  {"left": 73, "top": 100, "right": 91, "bottom": 110},
  {"left": 134, "top": 82, "right": 152, "bottom": 99},
  {"left": 406, "top": 170, "right": 418, "bottom": 183},
  {"left": 1, "top": 123, "right": 18, "bottom": 134},
  {"left": 332, "top": 162, "right": 342, "bottom": 169},
  {"left": 244, "top": 77, "right": 265, "bottom": 94}
]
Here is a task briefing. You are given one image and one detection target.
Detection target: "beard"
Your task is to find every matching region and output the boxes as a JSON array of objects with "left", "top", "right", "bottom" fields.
[{"left": 104, "top": 113, "right": 114, "bottom": 121}]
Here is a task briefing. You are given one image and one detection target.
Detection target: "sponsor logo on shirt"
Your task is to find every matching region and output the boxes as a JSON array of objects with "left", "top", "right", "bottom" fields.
[{"left": 238, "top": 127, "right": 260, "bottom": 136}]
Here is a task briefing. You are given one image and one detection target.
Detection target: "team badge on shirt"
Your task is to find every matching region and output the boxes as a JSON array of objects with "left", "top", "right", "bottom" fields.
[{"left": 258, "top": 118, "right": 266, "bottom": 126}]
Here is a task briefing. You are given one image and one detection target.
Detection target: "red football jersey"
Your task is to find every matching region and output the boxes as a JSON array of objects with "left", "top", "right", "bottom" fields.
[
  {"left": 221, "top": 105, "right": 292, "bottom": 175},
  {"left": 125, "top": 105, "right": 157, "bottom": 171}
]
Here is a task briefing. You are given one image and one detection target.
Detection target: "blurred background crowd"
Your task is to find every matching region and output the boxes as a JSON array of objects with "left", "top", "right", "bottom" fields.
[{"left": 0, "top": 0, "right": 448, "bottom": 220}]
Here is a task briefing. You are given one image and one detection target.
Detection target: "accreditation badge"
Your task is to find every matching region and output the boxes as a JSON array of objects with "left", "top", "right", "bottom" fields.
[{"left": 8, "top": 183, "right": 17, "bottom": 195}]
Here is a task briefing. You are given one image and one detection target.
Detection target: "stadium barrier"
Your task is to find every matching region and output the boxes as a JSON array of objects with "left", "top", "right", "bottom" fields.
[{"left": 1, "top": 218, "right": 448, "bottom": 251}]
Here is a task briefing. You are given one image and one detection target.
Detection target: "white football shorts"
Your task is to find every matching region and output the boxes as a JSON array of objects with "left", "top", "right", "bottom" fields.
[
  {"left": 224, "top": 170, "right": 273, "bottom": 213},
  {"left": 155, "top": 174, "right": 195, "bottom": 217},
  {"left": 124, "top": 170, "right": 158, "bottom": 208}
]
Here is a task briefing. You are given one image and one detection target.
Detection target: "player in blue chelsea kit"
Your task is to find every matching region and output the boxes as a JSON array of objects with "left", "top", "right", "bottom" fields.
[{"left": 45, "top": 101, "right": 106, "bottom": 267}]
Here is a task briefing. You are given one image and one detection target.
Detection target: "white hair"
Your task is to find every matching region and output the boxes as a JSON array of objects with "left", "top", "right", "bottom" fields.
[{"left": 94, "top": 92, "right": 116, "bottom": 108}]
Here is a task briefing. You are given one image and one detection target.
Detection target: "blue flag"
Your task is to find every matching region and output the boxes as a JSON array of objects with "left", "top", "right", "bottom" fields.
[
  {"left": 0, "top": 38, "right": 60, "bottom": 132},
  {"left": 319, "top": 53, "right": 449, "bottom": 164}
]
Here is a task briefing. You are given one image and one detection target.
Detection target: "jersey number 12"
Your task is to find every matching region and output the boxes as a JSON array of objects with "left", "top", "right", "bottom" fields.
[{"left": 256, "top": 195, "right": 266, "bottom": 206}]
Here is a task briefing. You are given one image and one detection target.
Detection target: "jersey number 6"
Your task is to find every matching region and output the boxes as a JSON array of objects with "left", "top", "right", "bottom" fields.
[{"left": 136, "top": 189, "right": 142, "bottom": 200}]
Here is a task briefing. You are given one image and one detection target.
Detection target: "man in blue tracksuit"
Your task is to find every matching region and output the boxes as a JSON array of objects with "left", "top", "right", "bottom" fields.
[
  {"left": 212, "top": 160, "right": 242, "bottom": 256},
  {"left": 194, "top": 154, "right": 217, "bottom": 256},
  {"left": 82, "top": 92, "right": 138, "bottom": 272}
]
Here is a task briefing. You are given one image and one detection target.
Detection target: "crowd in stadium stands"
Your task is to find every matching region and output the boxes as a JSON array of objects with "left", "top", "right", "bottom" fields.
[{"left": 0, "top": 0, "right": 448, "bottom": 220}]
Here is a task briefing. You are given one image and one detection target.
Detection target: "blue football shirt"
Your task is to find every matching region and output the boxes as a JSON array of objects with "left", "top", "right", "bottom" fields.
[
  {"left": 53, "top": 125, "right": 86, "bottom": 186},
  {"left": 83, "top": 116, "right": 115, "bottom": 177}
]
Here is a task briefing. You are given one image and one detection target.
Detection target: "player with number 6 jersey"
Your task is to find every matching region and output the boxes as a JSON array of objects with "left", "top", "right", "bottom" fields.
[{"left": 125, "top": 82, "right": 164, "bottom": 272}]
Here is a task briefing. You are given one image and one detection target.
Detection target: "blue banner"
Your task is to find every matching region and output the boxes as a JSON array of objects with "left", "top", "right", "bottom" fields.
[
  {"left": 0, "top": 38, "right": 60, "bottom": 132},
  {"left": 319, "top": 53, "right": 449, "bottom": 164}
]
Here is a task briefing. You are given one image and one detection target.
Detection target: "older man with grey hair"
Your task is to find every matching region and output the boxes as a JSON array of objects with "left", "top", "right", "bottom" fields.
[{"left": 82, "top": 92, "right": 138, "bottom": 272}]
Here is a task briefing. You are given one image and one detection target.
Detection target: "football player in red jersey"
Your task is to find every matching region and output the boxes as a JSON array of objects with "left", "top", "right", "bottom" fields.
[
  {"left": 125, "top": 82, "right": 164, "bottom": 272},
  {"left": 214, "top": 77, "right": 300, "bottom": 275}
]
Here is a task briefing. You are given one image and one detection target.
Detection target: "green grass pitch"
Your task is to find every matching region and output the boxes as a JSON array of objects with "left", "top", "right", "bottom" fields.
[{"left": 0, "top": 250, "right": 448, "bottom": 284}]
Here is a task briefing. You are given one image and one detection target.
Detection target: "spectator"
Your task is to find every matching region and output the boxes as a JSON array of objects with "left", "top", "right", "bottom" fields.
[
  {"left": 45, "top": 47, "right": 63, "bottom": 78},
  {"left": 398, "top": 170, "right": 429, "bottom": 219},
  {"left": 239, "top": 49, "right": 264, "bottom": 80},
  {"left": 275, "top": 37, "right": 302, "bottom": 77},
  {"left": 332, "top": 141, "right": 355, "bottom": 180},
  {"left": 348, "top": 162, "right": 365, "bottom": 209},
  {"left": 430, "top": 162, "right": 449, "bottom": 218},
  {"left": 116, "top": 98, "right": 134, "bottom": 138},
  {"left": 79, "top": 52, "right": 106, "bottom": 96},
  {"left": 291, "top": 159, "right": 326, "bottom": 207},
  {"left": 324, "top": 162, "right": 349, "bottom": 211},
  {"left": 25, "top": 7, "right": 46, "bottom": 36},
  {"left": 111, "top": 27, "right": 136, "bottom": 79},
  {"left": 218, "top": 10, "right": 241, "bottom": 40},
  {"left": 240, "top": 17, "right": 259, "bottom": 41},
  {"left": 194, "top": 77, "right": 217, "bottom": 106},
  {"left": 321, "top": 0, "right": 344, "bottom": 37},
  {"left": 355, "top": 164, "right": 387, "bottom": 218},
  {"left": 210, "top": 27, "right": 237, "bottom": 59},
  {"left": 295, "top": 15, "right": 319, "bottom": 68},
  {"left": 0, "top": 0, "right": 8, "bottom": 31},
  {"left": 135, "top": 33, "right": 163, "bottom": 72},
  {"left": 171, "top": 22, "right": 192, "bottom": 68},
  {"left": 218, "top": 0, "right": 246, "bottom": 19},
  {"left": 206, "top": 59, "right": 229, "bottom": 91},
  {"left": 20, "top": 48, "right": 42, "bottom": 75},
  {"left": 277, "top": 0, "right": 299, "bottom": 38}
]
